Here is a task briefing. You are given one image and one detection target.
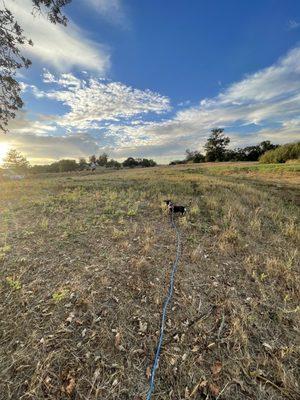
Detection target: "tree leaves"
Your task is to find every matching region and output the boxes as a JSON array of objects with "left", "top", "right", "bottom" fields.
[{"left": 0, "top": 1, "right": 71, "bottom": 132}]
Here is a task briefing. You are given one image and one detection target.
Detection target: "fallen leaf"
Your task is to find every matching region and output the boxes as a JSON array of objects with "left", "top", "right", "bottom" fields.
[
  {"left": 146, "top": 366, "right": 151, "bottom": 379},
  {"left": 182, "top": 353, "right": 188, "bottom": 361},
  {"left": 65, "top": 376, "right": 76, "bottom": 396},
  {"left": 170, "top": 356, "right": 177, "bottom": 365},
  {"left": 139, "top": 320, "right": 148, "bottom": 333},
  {"left": 66, "top": 312, "right": 75, "bottom": 323},
  {"left": 115, "top": 332, "right": 121, "bottom": 347},
  {"left": 184, "top": 386, "right": 190, "bottom": 398},
  {"left": 263, "top": 342, "right": 272, "bottom": 350},
  {"left": 211, "top": 361, "right": 222, "bottom": 375},
  {"left": 207, "top": 342, "right": 216, "bottom": 349},
  {"left": 112, "top": 378, "right": 118, "bottom": 386},
  {"left": 209, "top": 382, "right": 220, "bottom": 397},
  {"left": 190, "top": 380, "right": 207, "bottom": 397}
]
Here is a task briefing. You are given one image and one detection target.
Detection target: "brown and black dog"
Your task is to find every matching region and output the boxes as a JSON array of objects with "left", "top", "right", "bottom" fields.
[{"left": 164, "top": 199, "right": 186, "bottom": 215}]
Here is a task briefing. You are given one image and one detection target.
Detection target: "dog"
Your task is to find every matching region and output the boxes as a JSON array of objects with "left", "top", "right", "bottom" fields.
[{"left": 164, "top": 199, "right": 186, "bottom": 215}]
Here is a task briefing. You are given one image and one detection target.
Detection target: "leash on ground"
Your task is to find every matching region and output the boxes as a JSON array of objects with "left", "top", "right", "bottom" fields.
[{"left": 146, "top": 210, "right": 181, "bottom": 400}]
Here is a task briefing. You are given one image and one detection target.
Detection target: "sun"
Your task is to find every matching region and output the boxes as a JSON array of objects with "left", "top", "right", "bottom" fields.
[{"left": 0, "top": 143, "right": 10, "bottom": 165}]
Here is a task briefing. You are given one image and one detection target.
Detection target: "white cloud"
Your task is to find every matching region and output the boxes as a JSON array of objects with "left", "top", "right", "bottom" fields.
[
  {"left": 37, "top": 72, "right": 171, "bottom": 131},
  {"left": 9, "top": 0, "right": 110, "bottom": 72}
]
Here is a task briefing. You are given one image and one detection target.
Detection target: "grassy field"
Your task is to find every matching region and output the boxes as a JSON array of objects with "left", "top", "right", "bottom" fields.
[{"left": 0, "top": 162, "right": 299, "bottom": 400}]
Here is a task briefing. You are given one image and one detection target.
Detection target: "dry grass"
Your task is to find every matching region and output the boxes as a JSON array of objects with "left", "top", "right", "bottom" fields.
[{"left": 0, "top": 163, "right": 299, "bottom": 399}]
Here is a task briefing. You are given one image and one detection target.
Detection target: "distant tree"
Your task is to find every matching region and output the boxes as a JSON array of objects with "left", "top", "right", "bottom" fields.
[
  {"left": 185, "top": 149, "right": 205, "bottom": 163},
  {"left": 140, "top": 158, "right": 157, "bottom": 167},
  {"left": 259, "top": 140, "right": 278, "bottom": 153},
  {"left": 169, "top": 160, "right": 187, "bottom": 165},
  {"left": 0, "top": 1, "right": 72, "bottom": 132},
  {"left": 78, "top": 157, "right": 87, "bottom": 170},
  {"left": 123, "top": 157, "right": 139, "bottom": 168},
  {"left": 122, "top": 157, "right": 156, "bottom": 168},
  {"left": 48, "top": 159, "right": 78, "bottom": 172},
  {"left": 89, "top": 155, "right": 97, "bottom": 164},
  {"left": 204, "top": 128, "right": 230, "bottom": 161},
  {"left": 97, "top": 152, "right": 108, "bottom": 166},
  {"left": 3, "top": 149, "right": 29, "bottom": 172},
  {"left": 106, "top": 159, "right": 121, "bottom": 169},
  {"left": 229, "top": 141, "right": 279, "bottom": 162}
]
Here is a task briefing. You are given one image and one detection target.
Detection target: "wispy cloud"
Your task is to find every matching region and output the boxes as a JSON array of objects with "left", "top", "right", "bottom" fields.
[
  {"left": 287, "top": 19, "right": 300, "bottom": 30},
  {"left": 9, "top": 0, "right": 110, "bottom": 72},
  {"left": 28, "top": 71, "right": 171, "bottom": 132},
  {"left": 86, "top": 0, "right": 126, "bottom": 25}
]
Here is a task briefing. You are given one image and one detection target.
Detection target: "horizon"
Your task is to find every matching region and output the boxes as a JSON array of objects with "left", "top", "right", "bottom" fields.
[{"left": 1, "top": 0, "right": 300, "bottom": 164}]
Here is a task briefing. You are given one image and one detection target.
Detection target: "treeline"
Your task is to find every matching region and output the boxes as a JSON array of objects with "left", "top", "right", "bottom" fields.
[
  {"left": 30, "top": 156, "right": 157, "bottom": 173},
  {"left": 2, "top": 149, "right": 157, "bottom": 174},
  {"left": 170, "top": 129, "right": 282, "bottom": 164}
]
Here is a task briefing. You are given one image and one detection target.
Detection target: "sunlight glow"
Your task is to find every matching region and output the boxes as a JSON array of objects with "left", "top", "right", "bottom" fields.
[{"left": 0, "top": 143, "right": 10, "bottom": 165}]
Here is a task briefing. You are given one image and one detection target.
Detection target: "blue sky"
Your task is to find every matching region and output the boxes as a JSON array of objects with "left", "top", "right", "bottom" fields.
[{"left": 2, "top": 0, "right": 300, "bottom": 163}]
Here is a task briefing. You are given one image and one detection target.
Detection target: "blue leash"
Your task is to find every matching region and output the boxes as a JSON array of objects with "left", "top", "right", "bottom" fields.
[{"left": 146, "top": 211, "right": 181, "bottom": 399}]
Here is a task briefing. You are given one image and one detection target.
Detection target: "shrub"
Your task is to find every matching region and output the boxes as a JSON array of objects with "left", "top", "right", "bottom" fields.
[
  {"left": 259, "top": 142, "right": 300, "bottom": 163},
  {"left": 122, "top": 157, "right": 156, "bottom": 168},
  {"left": 106, "top": 159, "right": 121, "bottom": 169}
]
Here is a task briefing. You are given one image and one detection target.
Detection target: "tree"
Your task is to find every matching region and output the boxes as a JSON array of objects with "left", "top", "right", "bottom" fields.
[
  {"left": 89, "top": 155, "right": 97, "bottom": 164},
  {"left": 78, "top": 157, "right": 87, "bottom": 170},
  {"left": 204, "top": 128, "right": 230, "bottom": 161},
  {"left": 169, "top": 159, "right": 187, "bottom": 165},
  {"left": 140, "top": 158, "right": 157, "bottom": 167},
  {"left": 0, "top": 1, "right": 71, "bottom": 132},
  {"left": 106, "top": 159, "right": 121, "bottom": 169},
  {"left": 123, "top": 157, "right": 139, "bottom": 168},
  {"left": 229, "top": 141, "right": 279, "bottom": 161},
  {"left": 185, "top": 149, "right": 205, "bottom": 163},
  {"left": 97, "top": 153, "right": 108, "bottom": 166},
  {"left": 47, "top": 159, "right": 78, "bottom": 172},
  {"left": 3, "top": 149, "right": 30, "bottom": 172}
]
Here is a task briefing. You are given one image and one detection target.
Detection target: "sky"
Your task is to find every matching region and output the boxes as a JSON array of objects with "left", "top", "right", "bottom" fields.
[{"left": 1, "top": 0, "right": 300, "bottom": 164}]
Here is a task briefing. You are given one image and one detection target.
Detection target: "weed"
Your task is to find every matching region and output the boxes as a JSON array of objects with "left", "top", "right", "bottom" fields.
[
  {"left": 52, "top": 289, "right": 69, "bottom": 302},
  {"left": 6, "top": 277, "right": 21, "bottom": 290}
]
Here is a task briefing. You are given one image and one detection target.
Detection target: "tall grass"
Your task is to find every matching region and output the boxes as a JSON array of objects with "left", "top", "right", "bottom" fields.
[{"left": 260, "top": 142, "right": 300, "bottom": 163}]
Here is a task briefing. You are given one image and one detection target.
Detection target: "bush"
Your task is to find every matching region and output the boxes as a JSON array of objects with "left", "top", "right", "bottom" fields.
[
  {"left": 169, "top": 160, "right": 187, "bottom": 165},
  {"left": 123, "top": 157, "right": 139, "bottom": 168},
  {"left": 122, "top": 157, "right": 157, "bottom": 168},
  {"left": 185, "top": 149, "right": 205, "bottom": 163},
  {"left": 106, "top": 159, "right": 121, "bottom": 169},
  {"left": 259, "top": 142, "right": 300, "bottom": 163}
]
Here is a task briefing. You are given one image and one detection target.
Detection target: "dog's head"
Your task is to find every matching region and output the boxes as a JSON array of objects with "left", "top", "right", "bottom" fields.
[{"left": 164, "top": 199, "right": 172, "bottom": 205}]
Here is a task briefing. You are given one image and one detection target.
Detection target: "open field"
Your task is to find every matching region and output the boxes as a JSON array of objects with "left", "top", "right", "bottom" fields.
[{"left": 0, "top": 163, "right": 299, "bottom": 400}]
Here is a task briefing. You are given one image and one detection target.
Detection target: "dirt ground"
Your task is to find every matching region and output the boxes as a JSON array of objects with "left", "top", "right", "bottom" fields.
[{"left": 0, "top": 163, "right": 299, "bottom": 399}]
